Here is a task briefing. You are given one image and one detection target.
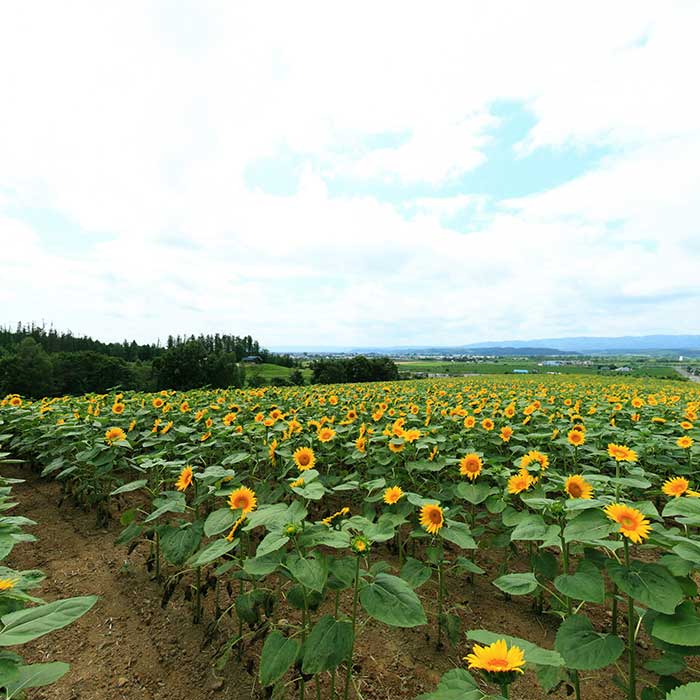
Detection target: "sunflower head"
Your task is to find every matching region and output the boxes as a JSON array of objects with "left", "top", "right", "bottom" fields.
[
  {"left": 175, "top": 466, "right": 194, "bottom": 491},
  {"left": 318, "top": 427, "right": 336, "bottom": 443},
  {"left": 564, "top": 474, "right": 593, "bottom": 499},
  {"left": 419, "top": 503, "right": 444, "bottom": 535},
  {"left": 105, "top": 427, "right": 126, "bottom": 445},
  {"left": 459, "top": 453, "right": 483, "bottom": 481},
  {"left": 677, "top": 436, "right": 694, "bottom": 449},
  {"left": 604, "top": 503, "right": 651, "bottom": 543},
  {"left": 383, "top": 485, "right": 404, "bottom": 505},
  {"left": 607, "top": 443, "right": 638, "bottom": 462},
  {"left": 662, "top": 476, "right": 690, "bottom": 498},
  {"left": 293, "top": 446, "right": 316, "bottom": 471},
  {"left": 567, "top": 429, "right": 585, "bottom": 446},
  {"left": 228, "top": 486, "right": 257, "bottom": 514},
  {"left": 508, "top": 469, "right": 535, "bottom": 495},
  {"left": 465, "top": 639, "right": 525, "bottom": 685}
]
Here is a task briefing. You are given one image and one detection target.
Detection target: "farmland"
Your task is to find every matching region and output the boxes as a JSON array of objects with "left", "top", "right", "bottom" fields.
[{"left": 2, "top": 374, "right": 700, "bottom": 699}]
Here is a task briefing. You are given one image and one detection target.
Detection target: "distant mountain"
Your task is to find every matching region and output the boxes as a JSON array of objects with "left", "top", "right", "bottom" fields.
[
  {"left": 467, "top": 335, "right": 700, "bottom": 354},
  {"left": 272, "top": 335, "right": 700, "bottom": 356}
]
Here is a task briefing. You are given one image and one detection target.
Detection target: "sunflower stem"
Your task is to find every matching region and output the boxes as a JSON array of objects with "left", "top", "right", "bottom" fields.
[
  {"left": 343, "top": 555, "right": 361, "bottom": 700},
  {"left": 624, "top": 539, "right": 636, "bottom": 700},
  {"left": 437, "top": 558, "right": 444, "bottom": 649}
]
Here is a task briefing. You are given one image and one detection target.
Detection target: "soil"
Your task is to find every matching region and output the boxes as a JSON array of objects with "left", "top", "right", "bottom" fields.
[{"left": 3, "top": 466, "right": 677, "bottom": 700}]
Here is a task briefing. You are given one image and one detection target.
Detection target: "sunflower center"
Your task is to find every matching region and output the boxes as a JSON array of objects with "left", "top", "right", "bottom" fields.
[{"left": 568, "top": 482, "right": 582, "bottom": 497}]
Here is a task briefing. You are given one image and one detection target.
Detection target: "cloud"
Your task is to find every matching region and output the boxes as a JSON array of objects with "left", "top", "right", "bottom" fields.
[{"left": 0, "top": 1, "right": 698, "bottom": 347}]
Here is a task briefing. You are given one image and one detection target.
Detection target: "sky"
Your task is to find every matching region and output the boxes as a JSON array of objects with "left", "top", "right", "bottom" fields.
[{"left": 1, "top": 1, "right": 699, "bottom": 350}]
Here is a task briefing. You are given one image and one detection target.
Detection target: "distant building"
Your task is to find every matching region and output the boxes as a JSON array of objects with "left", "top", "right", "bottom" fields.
[
  {"left": 613, "top": 366, "right": 632, "bottom": 372},
  {"left": 540, "top": 360, "right": 561, "bottom": 366},
  {"left": 512, "top": 369, "right": 529, "bottom": 374},
  {"left": 242, "top": 356, "right": 263, "bottom": 363}
]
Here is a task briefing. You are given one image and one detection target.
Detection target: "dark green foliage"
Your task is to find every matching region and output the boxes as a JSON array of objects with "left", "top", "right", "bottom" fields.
[{"left": 311, "top": 355, "right": 399, "bottom": 384}]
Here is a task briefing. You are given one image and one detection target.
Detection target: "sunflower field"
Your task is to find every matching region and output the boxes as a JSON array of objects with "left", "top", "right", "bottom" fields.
[{"left": 2, "top": 375, "right": 700, "bottom": 700}]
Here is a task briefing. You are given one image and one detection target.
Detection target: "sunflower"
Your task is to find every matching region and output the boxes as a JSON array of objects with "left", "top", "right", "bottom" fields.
[
  {"left": 289, "top": 477, "right": 305, "bottom": 489},
  {"left": 105, "top": 427, "right": 126, "bottom": 444},
  {"left": 604, "top": 503, "right": 651, "bottom": 543},
  {"left": 317, "top": 426, "right": 336, "bottom": 443},
  {"left": 465, "top": 639, "right": 525, "bottom": 674},
  {"left": 463, "top": 415, "right": 476, "bottom": 429},
  {"left": 520, "top": 450, "right": 549, "bottom": 472},
  {"left": 293, "top": 446, "right": 316, "bottom": 471},
  {"left": 677, "top": 436, "right": 694, "bottom": 449},
  {"left": 112, "top": 402, "right": 126, "bottom": 415},
  {"left": 355, "top": 436, "right": 367, "bottom": 453},
  {"left": 459, "top": 453, "right": 483, "bottom": 481},
  {"left": 508, "top": 469, "right": 535, "bottom": 495},
  {"left": 175, "top": 466, "right": 194, "bottom": 491},
  {"left": 383, "top": 486, "right": 404, "bottom": 505},
  {"left": 152, "top": 397, "right": 164, "bottom": 409},
  {"left": 228, "top": 486, "right": 257, "bottom": 514},
  {"left": 607, "top": 443, "right": 638, "bottom": 462},
  {"left": 565, "top": 474, "right": 593, "bottom": 499},
  {"left": 389, "top": 441, "right": 405, "bottom": 453},
  {"left": 499, "top": 426, "right": 513, "bottom": 442},
  {"left": 403, "top": 428, "right": 421, "bottom": 442},
  {"left": 0, "top": 578, "right": 18, "bottom": 591},
  {"left": 662, "top": 476, "right": 692, "bottom": 498},
  {"left": 567, "top": 429, "right": 585, "bottom": 446},
  {"left": 9, "top": 396, "right": 22, "bottom": 407},
  {"left": 419, "top": 503, "right": 444, "bottom": 535},
  {"left": 481, "top": 418, "right": 495, "bottom": 431},
  {"left": 681, "top": 421, "right": 694, "bottom": 430}
]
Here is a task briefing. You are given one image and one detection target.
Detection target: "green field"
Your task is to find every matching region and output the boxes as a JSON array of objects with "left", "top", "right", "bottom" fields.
[
  {"left": 396, "top": 359, "right": 682, "bottom": 380},
  {"left": 241, "top": 362, "right": 312, "bottom": 383}
]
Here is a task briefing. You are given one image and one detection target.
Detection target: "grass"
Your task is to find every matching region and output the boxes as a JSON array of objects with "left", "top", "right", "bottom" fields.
[{"left": 241, "top": 363, "right": 312, "bottom": 382}]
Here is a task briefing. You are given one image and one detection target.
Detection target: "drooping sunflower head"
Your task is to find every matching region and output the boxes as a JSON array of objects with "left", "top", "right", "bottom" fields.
[
  {"left": 604, "top": 503, "right": 651, "bottom": 543},
  {"left": 388, "top": 440, "right": 405, "bottom": 453},
  {"left": 459, "top": 453, "right": 483, "bottom": 481},
  {"left": 499, "top": 426, "right": 513, "bottom": 442},
  {"left": 520, "top": 450, "right": 549, "bottom": 472},
  {"left": 0, "top": 577, "right": 18, "bottom": 591},
  {"left": 293, "top": 446, "right": 316, "bottom": 471},
  {"left": 465, "top": 639, "right": 525, "bottom": 676},
  {"left": 105, "top": 427, "right": 126, "bottom": 444},
  {"left": 564, "top": 474, "right": 593, "bottom": 499},
  {"left": 383, "top": 485, "right": 404, "bottom": 505},
  {"left": 228, "top": 486, "right": 257, "bottom": 514},
  {"left": 175, "top": 466, "right": 194, "bottom": 491},
  {"left": 419, "top": 503, "right": 444, "bottom": 535},
  {"left": 662, "top": 476, "right": 690, "bottom": 498}
]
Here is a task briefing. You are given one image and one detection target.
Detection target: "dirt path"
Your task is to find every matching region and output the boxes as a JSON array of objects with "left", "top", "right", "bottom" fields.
[{"left": 4, "top": 465, "right": 256, "bottom": 700}]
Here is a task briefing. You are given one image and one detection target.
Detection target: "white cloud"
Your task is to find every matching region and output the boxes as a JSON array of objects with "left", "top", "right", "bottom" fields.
[{"left": 0, "top": 1, "right": 699, "bottom": 346}]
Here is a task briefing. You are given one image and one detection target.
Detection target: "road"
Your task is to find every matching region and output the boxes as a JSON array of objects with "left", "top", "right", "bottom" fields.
[{"left": 675, "top": 367, "right": 700, "bottom": 383}]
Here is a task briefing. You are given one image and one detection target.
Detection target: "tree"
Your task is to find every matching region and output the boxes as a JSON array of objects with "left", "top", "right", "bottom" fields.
[{"left": 0, "top": 337, "right": 54, "bottom": 397}]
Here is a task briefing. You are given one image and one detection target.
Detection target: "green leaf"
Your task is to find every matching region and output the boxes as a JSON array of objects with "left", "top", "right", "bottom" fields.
[
  {"left": 666, "top": 683, "right": 700, "bottom": 699},
  {"left": 554, "top": 615, "right": 624, "bottom": 670},
  {"left": 644, "top": 654, "right": 686, "bottom": 676},
  {"left": 415, "top": 668, "right": 487, "bottom": 700},
  {"left": 442, "top": 520, "right": 476, "bottom": 549},
  {"left": 554, "top": 560, "right": 605, "bottom": 604},
  {"left": 187, "top": 538, "right": 237, "bottom": 567},
  {"left": 466, "top": 630, "right": 564, "bottom": 667},
  {"left": 301, "top": 615, "right": 354, "bottom": 674},
  {"left": 109, "top": 479, "right": 147, "bottom": 496},
  {"left": 606, "top": 560, "right": 683, "bottom": 614},
  {"left": 400, "top": 557, "right": 432, "bottom": 589},
  {"left": 652, "top": 602, "right": 700, "bottom": 646},
  {"left": 160, "top": 523, "right": 203, "bottom": 566},
  {"left": 259, "top": 631, "right": 300, "bottom": 686},
  {"left": 456, "top": 482, "right": 494, "bottom": 505},
  {"left": 115, "top": 520, "right": 142, "bottom": 546},
  {"left": 204, "top": 508, "right": 237, "bottom": 537},
  {"left": 564, "top": 510, "right": 615, "bottom": 543},
  {"left": 0, "top": 596, "right": 98, "bottom": 646},
  {"left": 3, "top": 661, "right": 70, "bottom": 694},
  {"left": 360, "top": 573, "right": 427, "bottom": 627},
  {"left": 286, "top": 555, "right": 327, "bottom": 593},
  {"left": 510, "top": 514, "right": 548, "bottom": 541},
  {"left": 492, "top": 572, "right": 539, "bottom": 596},
  {"left": 256, "top": 532, "right": 290, "bottom": 558}
]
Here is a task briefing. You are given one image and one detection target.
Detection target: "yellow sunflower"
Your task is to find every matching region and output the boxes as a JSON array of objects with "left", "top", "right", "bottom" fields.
[
  {"left": 228, "top": 486, "right": 257, "bottom": 514},
  {"left": 175, "top": 466, "right": 194, "bottom": 491},
  {"left": 677, "top": 436, "right": 694, "bottom": 449},
  {"left": 105, "top": 427, "right": 126, "bottom": 444},
  {"left": 508, "top": 469, "right": 535, "bottom": 495},
  {"left": 419, "top": 503, "right": 444, "bottom": 535},
  {"left": 459, "top": 453, "right": 483, "bottom": 481},
  {"left": 293, "top": 446, "right": 316, "bottom": 471},
  {"left": 604, "top": 503, "right": 651, "bottom": 543},
  {"left": 564, "top": 474, "right": 593, "bottom": 499},
  {"left": 317, "top": 426, "right": 336, "bottom": 442},
  {"left": 383, "top": 486, "right": 404, "bottom": 505},
  {"left": 465, "top": 639, "right": 525, "bottom": 674},
  {"left": 567, "top": 429, "right": 585, "bottom": 446},
  {"left": 607, "top": 443, "right": 638, "bottom": 462}
]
